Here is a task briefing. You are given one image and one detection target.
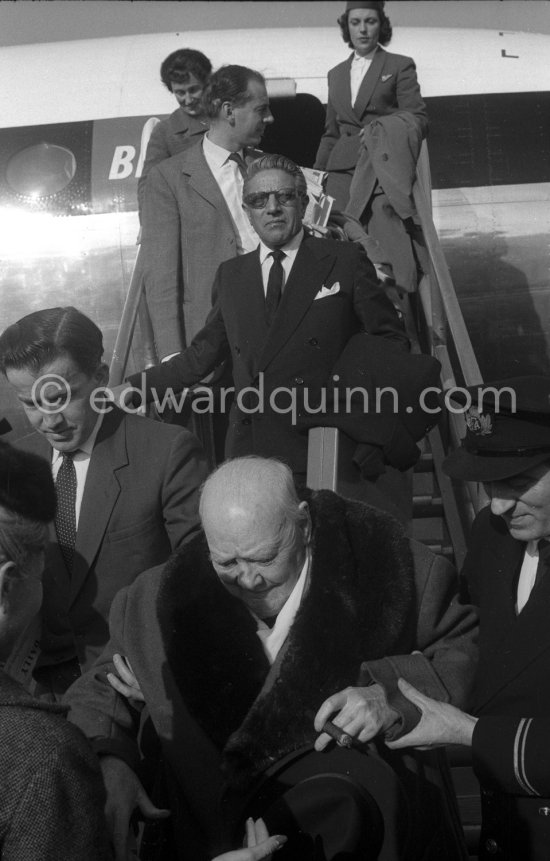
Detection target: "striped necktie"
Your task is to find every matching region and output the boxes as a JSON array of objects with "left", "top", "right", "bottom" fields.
[{"left": 55, "top": 452, "right": 77, "bottom": 571}]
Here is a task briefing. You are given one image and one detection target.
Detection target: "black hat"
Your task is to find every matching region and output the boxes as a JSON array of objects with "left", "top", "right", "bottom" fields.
[
  {"left": 236, "top": 745, "right": 409, "bottom": 860},
  {"left": 0, "top": 441, "right": 56, "bottom": 522},
  {"left": 345, "top": 0, "right": 385, "bottom": 12},
  {"left": 442, "top": 376, "right": 550, "bottom": 482}
]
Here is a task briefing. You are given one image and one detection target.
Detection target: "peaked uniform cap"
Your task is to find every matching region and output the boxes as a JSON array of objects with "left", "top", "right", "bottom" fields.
[{"left": 443, "top": 376, "right": 550, "bottom": 482}]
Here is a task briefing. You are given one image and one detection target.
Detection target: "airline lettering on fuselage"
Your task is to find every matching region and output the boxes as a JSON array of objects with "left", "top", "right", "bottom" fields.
[{"left": 108, "top": 116, "right": 161, "bottom": 180}]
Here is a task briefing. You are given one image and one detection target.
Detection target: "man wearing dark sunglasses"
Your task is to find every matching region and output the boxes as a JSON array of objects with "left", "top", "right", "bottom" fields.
[{"left": 126, "top": 154, "right": 409, "bottom": 495}]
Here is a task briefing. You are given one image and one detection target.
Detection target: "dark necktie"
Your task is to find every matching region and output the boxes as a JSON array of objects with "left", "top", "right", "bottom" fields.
[
  {"left": 55, "top": 452, "right": 77, "bottom": 571},
  {"left": 266, "top": 250, "right": 286, "bottom": 326},
  {"left": 227, "top": 151, "right": 248, "bottom": 180}
]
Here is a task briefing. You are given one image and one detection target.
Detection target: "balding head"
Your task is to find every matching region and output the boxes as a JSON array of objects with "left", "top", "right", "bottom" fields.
[{"left": 200, "top": 457, "right": 311, "bottom": 618}]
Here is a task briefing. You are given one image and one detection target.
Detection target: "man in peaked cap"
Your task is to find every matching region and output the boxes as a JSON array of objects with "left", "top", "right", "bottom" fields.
[{"left": 386, "top": 376, "right": 550, "bottom": 861}]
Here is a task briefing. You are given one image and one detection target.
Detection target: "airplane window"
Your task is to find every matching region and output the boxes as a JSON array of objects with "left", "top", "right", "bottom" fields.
[{"left": 6, "top": 142, "right": 77, "bottom": 198}]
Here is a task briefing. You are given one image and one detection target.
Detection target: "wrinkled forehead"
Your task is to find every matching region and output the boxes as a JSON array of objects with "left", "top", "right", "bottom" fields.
[{"left": 246, "top": 169, "right": 297, "bottom": 195}]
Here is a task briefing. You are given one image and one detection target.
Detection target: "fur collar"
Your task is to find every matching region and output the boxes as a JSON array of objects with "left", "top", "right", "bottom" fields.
[{"left": 157, "top": 490, "right": 415, "bottom": 790}]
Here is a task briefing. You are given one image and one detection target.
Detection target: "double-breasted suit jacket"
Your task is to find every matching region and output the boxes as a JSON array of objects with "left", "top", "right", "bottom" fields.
[
  {"left": 129, "top": 235, "right": 408, "bottom": 476},
  {"left": 463, "top": 507, "right": 550, "bottom": 860},
  {"left": 17, "top": 406, "right": 207, "bottom": 671},
  {"left": 140, "top": 140, "right": 262, "bottom": 358},
  {"left": 137, "top": 106, "right": 208, "bottom": 213},
  {"left": 314, "top": 46, "right": 427, "bottom": 187}
]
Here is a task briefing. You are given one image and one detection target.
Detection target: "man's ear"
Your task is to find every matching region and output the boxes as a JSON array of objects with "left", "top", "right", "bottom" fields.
[
  {"left": 221, "top": 100, "right": 235, "bottom": 124},
  {"left": 93, "top": 362, "right": 110, "bottom": 388},
  {"left": 298, "top": 501, "right": 312, "bottom": 545},
  {"left": 0, "top": 560, "right": 16, "bottom": 608}
]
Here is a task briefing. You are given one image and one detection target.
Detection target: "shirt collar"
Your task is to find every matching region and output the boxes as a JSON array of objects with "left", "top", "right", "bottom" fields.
[
  {"left": 258, "top": 228, "right": 304, "bottom": 265},
  {"left": 203, "top": 134, "right": 244, "bottom": 168},
  {"left": 51, "top": 412, "right": 103, "bottom": 465}
]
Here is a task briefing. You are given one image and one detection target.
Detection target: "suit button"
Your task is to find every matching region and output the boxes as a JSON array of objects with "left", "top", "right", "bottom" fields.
[
  {"left": 381, "top": 153, "right": 389, "bottom": 161},
  {"left": 484, "top": 839, "right": 499, "bottom": 854},
  {"left": 308, "top": 338, "right": 318, "bottom": 347},
  {"left": 294, "top": 377, "right": 304, "bottom": 385},
  {"left": 538, "top": 807, "right": 550, "bottom": 816},
  {"left": 241, "top": 418, "right": 251, "bottom": 426}
]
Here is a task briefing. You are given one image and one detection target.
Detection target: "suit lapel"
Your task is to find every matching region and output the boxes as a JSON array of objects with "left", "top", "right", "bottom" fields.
[
  {"left": 331, "top": 56, "right": 356, "bottom": 123},
  {"left": 353, "top": 47, "right": 387, "bottom": 120},
  {"left": 474, "top": 535, "right": 550, "bottom": 710},
  {"left": 258, "top": 238, "right": 335, "bottom": 373},
  {"left": 70, "top": 409, "right": 127, "bottom": 605},
  {"left": 183, "top": 143, "right": 235, "bottom": 221}
]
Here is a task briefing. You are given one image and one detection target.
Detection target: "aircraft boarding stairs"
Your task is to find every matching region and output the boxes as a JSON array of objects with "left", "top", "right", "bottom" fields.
[{"left": 110, "top": 142, "right": 485, "bottom": 857}]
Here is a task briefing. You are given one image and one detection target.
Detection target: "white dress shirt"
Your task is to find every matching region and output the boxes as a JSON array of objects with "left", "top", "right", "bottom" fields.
[
  {"left": 350, "top": 52, "right": 373, "bottom": 107},
  {"left": 51, "top": 414, "right": 103, "bottom": 528},
  {"left": 202, "top": 135, "right": 259, "bottom": 254},
  {"left": 258, "top": 228, "right": 304, "bottom": 297},
  {"left": 516, "top": 540, "right": 541, "bottom": 613},
  {"left": 254, "top": 551, "right": 310, "bottom": 665}
]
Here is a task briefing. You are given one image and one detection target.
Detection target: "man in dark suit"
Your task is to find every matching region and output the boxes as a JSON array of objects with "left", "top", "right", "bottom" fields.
[
  {"left": 386, "top": 377, "right": 550, "bottom": 861},
  {"left": 141, "top": 64, "right": 274, "bottom": 360},
  {"left": 0, "top": 306, "right": 207, "bottom": 697},
  {"left": 126, "top": 154, "right": 408, "bottom": 486}
]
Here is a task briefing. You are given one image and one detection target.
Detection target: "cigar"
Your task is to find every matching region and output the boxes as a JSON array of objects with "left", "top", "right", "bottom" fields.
[{"left": 307, "top": 709, "right": 357, "bottom": 749}]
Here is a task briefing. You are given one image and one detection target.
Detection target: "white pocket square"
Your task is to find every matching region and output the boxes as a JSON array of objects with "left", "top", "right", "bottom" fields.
[
  {"left": 314, "top": 282, "right": 341, "bottom": 300},
  {"left": 381, "top": 73, "right": 393, "bottom": 82}
]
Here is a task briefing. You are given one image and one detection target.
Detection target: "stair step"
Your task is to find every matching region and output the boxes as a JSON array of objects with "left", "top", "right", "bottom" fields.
[
  {"left": 414, "top": 453, "right": 434, "bottom": 473},
  {"left": 413, "top": 495, "right": 444, "bottom": 518},
  {"left": 412, "top": 471, "right": 438, "bottom": 496},
  {"left": 412, "top": 517, "right": 450, "bottom": 542}
]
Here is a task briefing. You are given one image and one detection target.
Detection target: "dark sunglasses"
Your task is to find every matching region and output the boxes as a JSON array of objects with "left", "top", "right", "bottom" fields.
[{"left": 243, "top": 188, "right": 303, "bottom": 209}]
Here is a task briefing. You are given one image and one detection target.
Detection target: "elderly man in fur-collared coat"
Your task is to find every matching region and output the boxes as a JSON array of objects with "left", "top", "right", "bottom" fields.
[{"left": 66, "top": 457, "right": 477, "bottom": 861}]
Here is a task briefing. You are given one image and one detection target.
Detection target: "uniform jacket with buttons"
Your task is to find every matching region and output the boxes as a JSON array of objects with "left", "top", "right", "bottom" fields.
[
  {"left": 140, "top": 139, "right": 263, "bottom": 358},
  {"left": 463, "top": 506, "right": 550, "bottom": 860},
  {"left": 127, "top": 235, "right": 408, "bottom": 475},
  {"left": 314, "top": 46, "right": 427, "bottom": 175}
]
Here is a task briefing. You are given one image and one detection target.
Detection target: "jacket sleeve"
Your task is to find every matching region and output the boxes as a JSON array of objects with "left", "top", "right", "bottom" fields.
[
  {"left": 137, "top": 120, "right": 172, "bottom": 216},
  {"left": 6, "top": 737, "right": 112, "bottom": 860},
  {"left": 359, "top": 542, "right": 479, "bottom": 738},
  {"left": 161, "top": 429, "right": 208, "bottom": 551},
  {"left": 65, "top": 587, "right": 144, "bottom": 773},
  {"left": 140, "top": 163, "right": 185, "bottom": 359},
  {"left": 125, "top": 274, "right": 230, "bottom": 403},
  {"left": 394, "top": 56, "right": 428, "bottom": 138},
  {"left": 472, "top": 716, "right": 550, "bottom": 797},
  {"left": 314, "top": 75, "right": 340, "bottom": 169},
  {"left": 351, "top": 245, "right": 410, "bottom": 348}
]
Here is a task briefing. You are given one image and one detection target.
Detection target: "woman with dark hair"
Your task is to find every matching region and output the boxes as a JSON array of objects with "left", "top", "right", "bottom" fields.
[
  {"left": 314, "top": 1, "right": 428, "bottom": 293},
  {"left": 138, "top": 47, "right": 212, "bottom": 210}
]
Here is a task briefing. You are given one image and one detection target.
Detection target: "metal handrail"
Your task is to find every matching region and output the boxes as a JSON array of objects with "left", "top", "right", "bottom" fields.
[{"left": 109, "top": 245, "right": 153, "bottom": 387}]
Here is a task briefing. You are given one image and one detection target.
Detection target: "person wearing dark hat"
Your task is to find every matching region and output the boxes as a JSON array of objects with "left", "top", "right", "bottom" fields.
[
  {"left": 0, "top": 441, "right": 113, "bottom": 859},
  {"left": 386, "top": 376, "right": 550, "bottom": 860},
  {"left": 66, "top": 455, "right": 476, "bottom": 861},
  {"left": 314, "top": 1, "right": 428, "bottom": 293}
]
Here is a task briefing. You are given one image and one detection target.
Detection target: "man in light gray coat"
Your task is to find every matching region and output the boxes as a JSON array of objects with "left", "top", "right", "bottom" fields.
[{"left": 140, "top": 64, "right": 274, "bottom": 360}]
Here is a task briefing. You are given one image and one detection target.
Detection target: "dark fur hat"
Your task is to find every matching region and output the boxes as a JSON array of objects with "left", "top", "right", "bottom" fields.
[{"left": 0, "top": 441, "right": 56, "bottom": 522}]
